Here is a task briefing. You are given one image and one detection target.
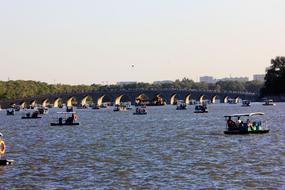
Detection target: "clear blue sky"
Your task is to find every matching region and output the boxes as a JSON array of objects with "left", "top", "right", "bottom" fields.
[{"left": 0, "top": 0, "right": 284, "bottom": 84}]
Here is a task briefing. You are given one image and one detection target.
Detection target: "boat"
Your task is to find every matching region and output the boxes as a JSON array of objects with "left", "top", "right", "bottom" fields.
[
  {"left": 263, "top": 99, "right": 276, "bottom": 106},
  {"left": 50, "top": 112, "right": 80, "bottom": 126},
  {"left": 6, "top": 109, "right": 15, "bottom": 116},
  {"left": 242, "top": 100, "right": 251, "bottom": 107},
  {"left": 224, "top": 112, "right": 269, "bottom": 135},
  {"left": 66, "top": 106, "right": 74, "bottom": 112},
  {"left": 176, "top": 103, "right": 187, "bottom": 110},
  {"left": 133, "top": 107, "right": 147, "bottom": 115},
  {"left": 126, "top": 104, "right": 132, "bottom": 110},
  {"left": 0, "top": 133, "right": 15, "bottom": 166},
  {"left": 113, "top": 104, "right": 127, "bottom": 112},
  {"left": 21, "top": 111, "right": 42, "bottom": 119},
  {"left": 92, "top": 104, "right": 100, "bottom": 110},
  {"left": 194, "top": 104, "right": 208, "bottom": 113},
  {"left": 37, "top": 107, "right": 49, "bottom": 115}
]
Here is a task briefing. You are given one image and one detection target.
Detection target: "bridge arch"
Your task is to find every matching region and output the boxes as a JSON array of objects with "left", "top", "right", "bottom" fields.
[
  {"left": 234, "top": 96, "right": 241, "bottom": 104},
  {"left": 67, "top": 97, "right": 77, "bottom": 107},
  {"left": 223, "top": 96, "right": 229, "bottom": 103},
  {"left": 97, "top": 95, "right": 111, "bottom": 106},
  {"left": 199, "top": 95, "right": 206, "bottom": 104},
  {"left": 81, "top": 96, "right": 93, "bottom": 106},
  {"left": 136, "top": 93, "right": 149, "bottom": 105},
  {"left": 152, "top": 93, "right": 165, "bottom": 105},
  {"left": 114, "top": 95, "right": 131, "bottom": 105},
  {"left": 20, "top": 101, "right": 27, "bottom": 109},
  {"left": 184, "top": 94, "right": 191, "bottom": 104},
  {"left": 211, "top": 95, "right": 220, "bottom": 104},
  {"left": 42, "top": 99, "right": 49, "bottom": 107},
  {"left": 170, "top": 93, "right": 177, "bottom": 105},
  {"left": 53, "top": 98, "right": 63, "bottom": 108},
  {"left": 30, "top": 100, "right": 37, "bottom": 107}
]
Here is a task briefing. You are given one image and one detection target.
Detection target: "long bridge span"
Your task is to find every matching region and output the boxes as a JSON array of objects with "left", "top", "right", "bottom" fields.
[{"left": 0, "top": 88, "right": 257, "bottom": 108}]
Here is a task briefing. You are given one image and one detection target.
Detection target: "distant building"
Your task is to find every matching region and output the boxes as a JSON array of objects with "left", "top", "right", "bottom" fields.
[
  {"left": 200, "top": 76, "right": 215, "bottom": 83},
  {"left": 116, "top": 81, "right": 137, "bottom": 86},
  {"left": 218, "top": 77, "right": 249, "bottom": 82},
  {"left": 153, "top": 80, "right": 174, "bottom": 85},
  {"left": 253, "top": 74, "right": 265, "bottom": 82}
]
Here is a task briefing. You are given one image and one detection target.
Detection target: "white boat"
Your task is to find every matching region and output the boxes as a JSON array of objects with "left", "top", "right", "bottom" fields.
[
  {"left": 50, "top": 112, "right": 79, "bottom": 126},
  {"left": 262, "top": 99, "right": 276, "bottom": 106},
  {"left": 242, "top": 100, "right": 251, "bottom": 107},
  {"left": 133, "top": 107, "right": 147, "bottom": 115},
  {"left": 224, "top": 112, "right": 269, "bottom": 134}
]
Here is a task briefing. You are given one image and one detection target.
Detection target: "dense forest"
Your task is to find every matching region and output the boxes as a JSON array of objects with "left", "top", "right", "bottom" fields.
[
  {"left": 261, "top": 56, "right": 285, "bottom": 96},
  {"left": 0, "top": 79, "right": 263, "bottom": 100}
]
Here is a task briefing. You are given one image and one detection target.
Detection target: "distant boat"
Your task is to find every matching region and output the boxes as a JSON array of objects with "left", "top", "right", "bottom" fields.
[
  {"left": 21, "top": 111, "right": 42, "bottom": 119},
  {"left": 6, "top": 109, "right": 15, "bottom": 116},
  {"left": 113, "top": 104, "right": 127, "bottom": 112},
  {"left": 50, "top": 112, "right": 79, "bottom": 126},
  {"left": 194, "top": 104, "right": 208, "bottom": 113},
  {"left": 242, "top": 100, "right": 251, "bottom": 107},
  {"left": 37, "top": 107, "right": 49, "bottom": 115},
  {"left": 262, "top": 99, "right": 276, "bottom": 106},
  {"left": 176, "top": 103, "right": 187, "bottom": 110},
  {"left": 133, "top": 107, "right": 147, "bottom": 115},
  {"left": 224, "top": 112, "right": 269, "bottom": 135}
]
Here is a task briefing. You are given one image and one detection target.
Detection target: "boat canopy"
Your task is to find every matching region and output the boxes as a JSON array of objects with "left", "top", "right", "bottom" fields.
[
  {"left": 224, "top": 112, "right": 264, "bottom": 118},
  {"left": 56, "top": 112, "right": 77, "bottom": 114}
]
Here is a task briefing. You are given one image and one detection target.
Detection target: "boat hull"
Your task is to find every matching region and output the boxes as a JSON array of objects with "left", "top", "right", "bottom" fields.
[
  {"left": 133, "top": 112, "right": 147, "bottom": 115},
  {"left": 0, "top": 159, "right": 15, "bottom": 166},
  {"left": 224, "top": 129, "right": 269, "bottom": 135},
  {"left": 21, "top": 117, "right": 42, "bottom": 119},
  {"left": 50, "top": 123, "right": 80, "bottom": 126}
]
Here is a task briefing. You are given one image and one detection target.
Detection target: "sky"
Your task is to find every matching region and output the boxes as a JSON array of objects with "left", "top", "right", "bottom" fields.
[{"left": 0, "top": 0, "right": 284, "bottom": 85}]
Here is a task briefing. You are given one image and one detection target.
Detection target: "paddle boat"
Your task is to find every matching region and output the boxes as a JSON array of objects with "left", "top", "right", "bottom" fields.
[
  {"left": 194, "top": 104, "right": 208, "bottom": 113},
  {"left": 37, "top": 107, "right": 49, "bottom": 115},
  {"left": 224, "top": 112, "right": 269, "bottom": 135},
  {"left": 242, "top": 100, "right": 251, "bottom": 107},
  {"left": 263, "top": 99, "right": 276, "bottom": 106},
  {"left": 176, "top": 103, "right": 187, "bottom": 110},
  {"left": 66, "top": 106, "right": 74, "bottom": 112},
  {"left": 113, "top": 104, "right": 127, "bottom": 112},
  {"left": 6, "top": 109, "right": 15, "bottom": 116},
  {"left": 92, "top": 104, "right": 100, "bottom": 110},
  {"left": 133, "top": 107, "right": 147, "bottom": 115},
  {"left": 0, "top": 133, "right": 15, "bottom": 166},
  {"left": 50, "top": 112, "right": 79, "bottom": 126},
  {"left": 21, "top": 111, "right": 42, "bottom": 119}
]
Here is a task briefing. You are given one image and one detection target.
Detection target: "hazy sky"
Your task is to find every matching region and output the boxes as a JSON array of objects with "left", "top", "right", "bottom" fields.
[{"left": 0, "top": 0, "right": 284, "bottom": 84}]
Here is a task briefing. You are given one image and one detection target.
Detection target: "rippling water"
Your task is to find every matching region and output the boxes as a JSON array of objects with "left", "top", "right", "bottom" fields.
[{"left": 0, "top": 103, "right": 284, "bottom": 189}]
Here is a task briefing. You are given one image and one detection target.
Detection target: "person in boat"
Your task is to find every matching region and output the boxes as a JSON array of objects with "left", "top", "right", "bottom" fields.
[
  {"left": 236, "top": 117, "right": 242, "bottom": 127},
  {"left": 31, "top": 111, "right": 39, "bottom": 118},
  {"left": 247, "top": 119, "right": 254, "bottom": 130},
  {"left": 65, "top": 113, "right": 76, "bottom": 124},
  {"left": 227, "top": 117, "right": 236, "bottom": 128}
]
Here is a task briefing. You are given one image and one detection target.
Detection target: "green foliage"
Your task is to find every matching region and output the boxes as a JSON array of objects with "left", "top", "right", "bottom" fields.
[{"left": 261, "top": 57, "right": 285, "bottom": 96}]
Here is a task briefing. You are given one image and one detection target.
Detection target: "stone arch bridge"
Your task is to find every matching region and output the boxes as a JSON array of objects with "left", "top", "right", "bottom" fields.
[{"left": 0, "top": 88, "right": 257, "bottom": 109}]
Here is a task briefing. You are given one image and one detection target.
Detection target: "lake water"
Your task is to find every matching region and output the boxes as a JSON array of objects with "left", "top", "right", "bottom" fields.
[{"left": 0, "top": 103, "right": 284, "bottom": 189}]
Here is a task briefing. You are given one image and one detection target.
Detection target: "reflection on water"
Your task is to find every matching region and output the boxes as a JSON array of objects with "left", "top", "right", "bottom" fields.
[{"left": 0, "top": 103, "right": 284, "bottom": 189}]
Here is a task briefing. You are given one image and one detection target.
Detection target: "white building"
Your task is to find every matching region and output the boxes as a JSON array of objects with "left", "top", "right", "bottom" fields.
[
  {"left": 200, "top": 76, "right": 215, "bottom": 83},
  {"left": 153, "top": 80, "right": 174, "bottom": 85},
  {"left": 116, "top": 81, "right": 137, "bottom": 86},
  {"left": 253, "top": 74, "right": 265, "bottom": 82},
  {"left": 218, "top": 77, "right": 249, "bottom": 82}
]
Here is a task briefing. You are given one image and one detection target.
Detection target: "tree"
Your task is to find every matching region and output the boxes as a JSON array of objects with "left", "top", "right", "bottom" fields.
[{"left": 261, "top": 57, "right": 285, "bottom": 96}]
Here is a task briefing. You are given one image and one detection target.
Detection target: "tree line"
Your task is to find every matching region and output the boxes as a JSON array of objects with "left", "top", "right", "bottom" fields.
[{"left": 0, "top": 79, "right": 264, "bottom": 100}]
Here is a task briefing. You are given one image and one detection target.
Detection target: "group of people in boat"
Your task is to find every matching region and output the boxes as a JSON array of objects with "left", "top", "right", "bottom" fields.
[{"left": 227, "top": 116, "right": 255, "bottom": 130}]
